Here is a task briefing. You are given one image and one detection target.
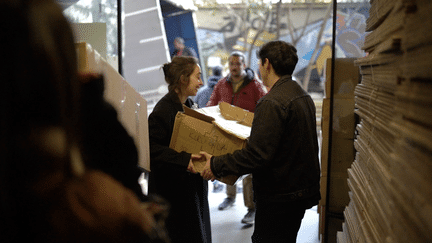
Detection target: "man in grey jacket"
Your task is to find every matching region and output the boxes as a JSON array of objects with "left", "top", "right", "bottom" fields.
[
  {"left": 199, "top": 40, "right": 321, "bottom": 243},
  {"left": 194, "top": 65, "right": 223, "bottom": 108}
]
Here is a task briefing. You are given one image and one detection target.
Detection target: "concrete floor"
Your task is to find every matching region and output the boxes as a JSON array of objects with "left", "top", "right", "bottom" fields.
[{"left": 209, "top": 182, "right": 320, "bottom": 243}]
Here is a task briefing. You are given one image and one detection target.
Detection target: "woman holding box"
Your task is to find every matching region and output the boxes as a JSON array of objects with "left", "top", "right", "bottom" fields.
[{"left": 148, "top": 56, "right": 211, "bottom": 243}]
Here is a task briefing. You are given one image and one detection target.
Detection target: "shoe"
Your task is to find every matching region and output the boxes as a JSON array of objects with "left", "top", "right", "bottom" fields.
[
  {"left": 241, "top": 208, "right": 255, "bottom": 224},
  {"left": 218, "top": 198, "right": 234, "bottom": 210},
  {"left": 213, "top": 181, "right": 224, "bottom": 193}
]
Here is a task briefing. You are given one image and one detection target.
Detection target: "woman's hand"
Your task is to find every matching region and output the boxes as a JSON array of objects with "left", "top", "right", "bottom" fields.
[
  {"left": 187, "top": 153, "right": 206, "bottom": 174},
  {"left": 199, "top": 151, "right": 216, "bottom": 181},
  {"left": 187, "top": 160, "right": 197, "bottom": 174}
]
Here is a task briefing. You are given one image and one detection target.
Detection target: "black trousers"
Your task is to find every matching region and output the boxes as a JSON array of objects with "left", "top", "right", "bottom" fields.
[{"left": 252, "top": 200, "right": 306, "bottom": 243}]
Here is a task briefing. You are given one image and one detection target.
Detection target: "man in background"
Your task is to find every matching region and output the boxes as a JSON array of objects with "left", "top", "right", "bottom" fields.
[
  {"left": 172, "top": 37, "right": 197, "bottom": 58},
  {"left": 194, "top": 65, "right": 223, "bottom": 108},
  {"left": 207, "top": 51, "right": 267, "bottom": 225}
]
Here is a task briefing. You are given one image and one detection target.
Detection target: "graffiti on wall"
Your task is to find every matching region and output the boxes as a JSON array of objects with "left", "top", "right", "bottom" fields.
[{"left": 196, "top": 5, "right": 369, "bottom": 91}]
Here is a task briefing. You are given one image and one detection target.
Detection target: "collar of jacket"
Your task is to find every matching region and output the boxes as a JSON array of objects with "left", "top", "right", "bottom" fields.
[
  {"left": 166, "top": 89, "right": 194, "bottom": 110},
  {"left": 271, "top": 75, "right": 293, "bottom": 89}
]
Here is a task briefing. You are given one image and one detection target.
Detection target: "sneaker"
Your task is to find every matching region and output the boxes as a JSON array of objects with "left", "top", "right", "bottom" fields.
[
  {"left": 241, "top": 209, "right": 256, "bottom": 224},
  {"left": 218, "top": 198, "right": 235, "bottom": 210}
]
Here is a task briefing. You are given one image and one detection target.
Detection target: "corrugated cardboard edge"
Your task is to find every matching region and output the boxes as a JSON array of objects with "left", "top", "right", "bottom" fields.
[
  {"left": 187, "top": 104, "right": 250, "bottom": 141},
  {"left": 183, "top": 105, "right": 215, "bottom": 123},
  {"left": 219, "top": 102, "right": 254, "bottom": 127},
  {"left": 168, "top": 112, "right": 184, "bottom": 150}
]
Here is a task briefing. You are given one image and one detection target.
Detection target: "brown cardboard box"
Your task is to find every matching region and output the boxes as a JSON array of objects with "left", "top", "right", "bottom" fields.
[
  {"left": 319, "top": 97, "right": 355, "bottom": 215},
  {"left": 321, "top": 98, "right": 355, "bottom": 174},
  {"left": 321, "top": 136, "right": 355, "bottom": 178},
  {"left": 319, "top": 173, "right": 350, "bottom": 237},
  {"left": 320, "top": 98, "right": 330, "bottom": 173},
  {"left": 325, "top": 58, "right": 360, "bottom": 98},
  {"left": 332, "top": 98, "right": 356, "bottom": 139},
  {"left": 327, "top": 172, "right": 350, "bottom": 212},
  {"left": 321, "top": 98, "right": 356, "bottom": 140},
  {"left": 169, "top": 102, "right": 253, "bottom": 185}
]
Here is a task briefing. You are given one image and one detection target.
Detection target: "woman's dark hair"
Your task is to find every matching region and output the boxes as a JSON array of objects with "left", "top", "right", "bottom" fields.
[
  {"left": 162, "top": 56, "right": 198, "bottom": 94},
  {"left": 257, "top": 41, "right": 298, "bottom": 76},
  {"left": 1, "top": 0, "right": 80, "bottom": 133}
]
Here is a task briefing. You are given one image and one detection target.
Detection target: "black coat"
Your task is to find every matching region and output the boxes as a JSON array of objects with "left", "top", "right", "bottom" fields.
[
  {"left": 148, "top": 91, "right": 211, "bottom": 243},
  {"left": 212, "top": 76, "right": 321, "bottom": 205}
]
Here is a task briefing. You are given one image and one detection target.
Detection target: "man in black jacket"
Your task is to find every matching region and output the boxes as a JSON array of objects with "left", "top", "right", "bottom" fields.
[{"left": 199, "top": 40, "right": 321, "bottom": 243}]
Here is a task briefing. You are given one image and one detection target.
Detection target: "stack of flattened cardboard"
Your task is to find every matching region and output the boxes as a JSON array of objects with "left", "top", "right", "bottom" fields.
[
  {"left": 338, "top": 0, "right": 432, "bottom": 242},
  {"left": 76, "top": 43, "right": 150, "bottom": 172},
  {"left": 389, "top": 0, "right": 432, "bottom": 242}
]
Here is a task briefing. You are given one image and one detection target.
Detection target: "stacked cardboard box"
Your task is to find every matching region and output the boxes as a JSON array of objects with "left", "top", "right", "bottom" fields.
[
  {"left": 338, "top": 0, "right": 432, "bottom": 242},
  {"left": 76, "top": 42, "right": 150, "bottom": 172},
  {"left": 319, "top": 57, "right": 360, "bottom": 242}
]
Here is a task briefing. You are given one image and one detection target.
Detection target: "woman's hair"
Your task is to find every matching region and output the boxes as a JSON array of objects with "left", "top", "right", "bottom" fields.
[
  {"left": 1, "top": 0, "right": 80, "bottom": 132},
  {"left": 257, "top": 41, "right": 298, "bottom": 77},
  {"left": 0, "top": 0, "right": 81, "bottom": 241},
  {"left": 162, "top": 56, "right": 198, "bottom": 94}
]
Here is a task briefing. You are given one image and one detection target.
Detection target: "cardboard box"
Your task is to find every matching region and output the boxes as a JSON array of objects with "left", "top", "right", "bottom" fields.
[
  {"left": 321, "top": 98, "right": 356, "bottom": 140},
  {"left": 325, "top": 58, "right": 360, "bottom": 98},
  {"left": 332, "top": 98, "right": 356, "bottom": 139},
  {"left": 320, "top": 96, "right": 355, "bottom": 217},
  {"left": 321, "top": 98, "right": 356, "bottom": 174},
  {"left": 169, "top": 102, "right": 253, "bottom": 185},
  {"left": 319, "top": 174, "right": 350, "bottom": 237},
  {"left": 75, "top": 42, "right": 150, "bottom": 171}
]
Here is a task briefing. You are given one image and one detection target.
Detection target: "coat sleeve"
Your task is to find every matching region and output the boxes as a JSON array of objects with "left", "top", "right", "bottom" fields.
[
  {"left": 211, "top": 99, "right": 284, "bottom": 177},
  {"left": 148, "top": 106, "right": 191, "bottom": 172}
]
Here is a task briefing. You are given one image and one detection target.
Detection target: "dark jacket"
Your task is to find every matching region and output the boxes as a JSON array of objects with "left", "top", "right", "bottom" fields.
[
  {"left": 207, "top": 68, "right": 266, "bottom": 112},
  {"left": 148, "top": 91, "right": 211, "bottom": 243},
  {"left": 194, "top": 75, "right": 222, "bottom": 108},
  {"left": 211, "top": 76, "right": 321, "bottom": 206}
]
